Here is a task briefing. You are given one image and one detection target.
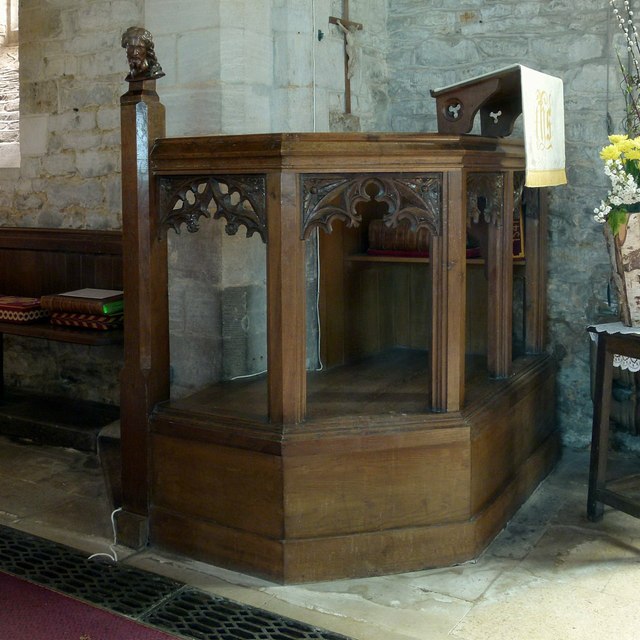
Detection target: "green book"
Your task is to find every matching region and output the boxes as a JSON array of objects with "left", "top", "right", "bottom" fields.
[{"left": 40, "top": 288, "right": 124, "bottom": 316}]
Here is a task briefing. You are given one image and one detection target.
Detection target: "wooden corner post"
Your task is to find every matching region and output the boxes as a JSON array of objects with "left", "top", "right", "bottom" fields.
[
  {"left": 524, "top": 186, "right": 548, "bottom": 353},
  {"left": 266, "top": 170, "right": 306, "bottom": 424},
  {"left": 117, "top": 75, "right": 169, "bottom": 548},
  {"left": 486, "top": 171, "right": 514, "bottom": 378},
  {"left": 430, "top": 169, "right": 467, "bottom": 412}
]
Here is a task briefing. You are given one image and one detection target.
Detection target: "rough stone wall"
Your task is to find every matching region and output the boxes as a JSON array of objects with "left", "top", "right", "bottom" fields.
[
  {"left": 15, "top": 0, "right": 142, "bottom": 229},
  {"left": 386, "top": 0, "right": 622, "bottom": 446}
]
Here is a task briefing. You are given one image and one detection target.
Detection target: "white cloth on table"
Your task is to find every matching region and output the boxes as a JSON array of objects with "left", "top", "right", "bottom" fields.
[{"left": 588, "top": 322, "right": 640, "bottom": 371}]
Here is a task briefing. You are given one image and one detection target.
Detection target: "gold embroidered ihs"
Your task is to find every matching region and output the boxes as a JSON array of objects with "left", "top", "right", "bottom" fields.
[{"left": 535, "top": 90, "right": 552, "bottom": 151}]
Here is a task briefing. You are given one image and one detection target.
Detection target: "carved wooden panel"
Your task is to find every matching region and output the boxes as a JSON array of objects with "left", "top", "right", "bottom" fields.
[
  {"left": 301, "top": 174, "right": 442, "bottom": 239},
  {"left": 513, "top": 171, "right": 525, "bottom": 217},
  {"left": 467, "top": 171, "right": 525, "bottom": 229},
  {"left": 158, "top": 175, "right": 267, "bottom": 241},
  {"left": 467, "top": 173, "right": 504, "bottom": 226}
]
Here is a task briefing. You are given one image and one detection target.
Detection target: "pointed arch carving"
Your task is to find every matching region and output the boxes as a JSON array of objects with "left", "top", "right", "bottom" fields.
[
  {"left": 467, "top": 171, "right": 526, "bottom": 227},
  {"left": 158, "top": 174, "right": 267, "bottom": 241},
  {"left": 301, "top": 173, "right": 442, "bottom": 239}
]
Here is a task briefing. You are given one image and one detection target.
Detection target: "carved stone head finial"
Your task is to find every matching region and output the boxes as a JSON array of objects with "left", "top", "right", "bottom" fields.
[{"left": 121, "top": 26, "right": 165, "bottom": 82}]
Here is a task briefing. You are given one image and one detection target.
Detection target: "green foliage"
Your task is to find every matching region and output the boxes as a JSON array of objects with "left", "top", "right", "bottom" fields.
[{"left": 608, "top": 207, "right": 629, "bottom": 237}]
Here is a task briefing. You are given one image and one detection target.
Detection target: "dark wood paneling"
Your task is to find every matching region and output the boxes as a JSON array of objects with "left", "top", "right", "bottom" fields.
[
  {"left": 469, "top": 354, "right": 557, "bottom": 513},
  {"left": 0, "top": 227, "right": 123, "bottom": 253},
  {"left": 0, "top": 227, "right": 122, "bottom": 297},
  {"left": 150, "top": 507, "right": 286, "bottom": 583},
  {"left": 149, "top": 353, "right": 557, "bottom": 583},
  {"left": 151, "top": 434, "right": 284, "bottom": 538},
  {"left": 283, "top": 440, "right": 470, "bottom": 538},
  {"left": 0, "top": 227, "right": 123, "bottom": 343},
  {"left": 472, "top": 431, "right": 561, "bottom": 550},
  {"left": 151, "top": 429, "right": 560, "bottom": 585},
  {"left": 282, "top": 521, "right": 475, "bottom": 584}
]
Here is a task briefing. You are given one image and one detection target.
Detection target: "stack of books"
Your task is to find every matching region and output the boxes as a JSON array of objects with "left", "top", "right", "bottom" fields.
[
  {"left": 0, "top": 296, "right": 49, "bottom": 324},
  {"left": 367, "top": 219, "right": 430, "bottom": 257},
  {"left": 40, "top": 288, "right": 124, "bottom": 330}
]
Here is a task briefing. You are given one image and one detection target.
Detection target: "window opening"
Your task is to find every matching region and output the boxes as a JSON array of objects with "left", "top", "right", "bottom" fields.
[
  {"left": 0, "top": 0, "right": 19, "bottom": 168},
  {"left": 6, "top": 0, "right": 18, "bottom": 43}
]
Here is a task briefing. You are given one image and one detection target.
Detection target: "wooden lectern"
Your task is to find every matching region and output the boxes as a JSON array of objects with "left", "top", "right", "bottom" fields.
[
  {"left": 430, "top": 65, "right": 524, "bottom": 137},
  {"left": 117, "top": 68, "right": 559, "bottom": 583}
]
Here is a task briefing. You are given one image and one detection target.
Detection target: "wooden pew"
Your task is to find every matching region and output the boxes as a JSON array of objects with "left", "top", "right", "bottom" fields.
[{"left": 0, "top": 227, "right": 123, "bottom": 451}]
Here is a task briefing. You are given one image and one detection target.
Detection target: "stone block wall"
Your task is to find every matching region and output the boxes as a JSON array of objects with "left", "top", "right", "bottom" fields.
[
  {"left": 0, "top": 0, "right": 143, "bottom": 404},
  {"left": 386, "top": 0, "right": 622, "bottom": 446},
  {"left": 0, "top": 1, "right": 390, "bottom": 402},
  {"left": 145, "top": 0, "right": 389, "bottom": 394}
]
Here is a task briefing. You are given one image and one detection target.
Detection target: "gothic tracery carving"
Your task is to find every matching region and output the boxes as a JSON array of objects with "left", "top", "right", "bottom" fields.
[
  {"left": 301, "top": 174, "right": 442, "bottom": 239},
  {"left": 513, "top": 171, "right": 525, "bottom": 218},
  {"left": 467, "top": 172, "right": 504, "bottom": 226},
  {"left": 159, "top": 175, "right": 267, "bottom": 241}
]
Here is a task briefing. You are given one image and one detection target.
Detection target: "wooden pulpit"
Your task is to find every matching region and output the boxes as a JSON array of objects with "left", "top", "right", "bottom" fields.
[{"left": 117, "top": 66, "right": 559, "bottom": 583}]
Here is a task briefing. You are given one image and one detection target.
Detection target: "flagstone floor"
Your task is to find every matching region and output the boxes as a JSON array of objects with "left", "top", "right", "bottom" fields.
[{"left": 0, "top": 434, "right": 639, "bottom": 640}]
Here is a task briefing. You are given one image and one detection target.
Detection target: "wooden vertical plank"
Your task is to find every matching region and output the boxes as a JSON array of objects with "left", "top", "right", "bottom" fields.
[
  {"left": 266, "top": 171, "right": 306, "bottom": 424},
  {"left": 486, "top": 172, "right": 513, "bottom": 377},
  {"left": 524, "top": 187, "right": 548, "bottom": 353},
  {"left": 587, "top": 331, "right": 614, "bottom": 521},
  {"left": 319, "top": 227, "right": 346, "bottom": 368},
  {"left": 347, "top": 265, "right": 381, "bottom": 359},
  {"left": 410, "top": 263, "right": 431, "bottom": 350},
  {"left": 392, "top": 264, "right": 412, "bottom": 347},
  {"left": 118, "top": 78, "right": 169, "bottom": 547},
  {"left": 0, "top": 333, "right": 4, "bottom": 397},
  {"left": 431, "top": 169, "right": 466, "bottom": 412},
  {"left": 378, "top": 263, "right": 395, "bottom": 350}
]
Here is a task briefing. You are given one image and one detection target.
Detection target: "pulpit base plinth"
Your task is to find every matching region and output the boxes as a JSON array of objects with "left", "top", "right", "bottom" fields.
[{"left": 149, "top": 352, "right": 558, "bottom": 584}]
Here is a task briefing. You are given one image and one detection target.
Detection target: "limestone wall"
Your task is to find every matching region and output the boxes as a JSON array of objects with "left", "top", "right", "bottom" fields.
[
  {"left": 144, "top": 0, "right": 389, "bottom": 396},
  {"left": 386, "top": 0, "right": 622, "bottom": 446},
  {"left": 1, "top": 0, "right": 389, "bottom": 403},
  {"left": 0, "top": 0, "right": 143, "bottom": 403}
]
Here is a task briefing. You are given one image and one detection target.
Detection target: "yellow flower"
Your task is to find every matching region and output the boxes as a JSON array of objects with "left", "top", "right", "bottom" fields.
[
  {"left": 609, "top": 134, "right": 629, "bottom": 144},
  {"left": 617, "top": 138, "right": 636, "bottom": 154},
  {"left": 600, "top": 144, "right": 622, "bottom": 160}
]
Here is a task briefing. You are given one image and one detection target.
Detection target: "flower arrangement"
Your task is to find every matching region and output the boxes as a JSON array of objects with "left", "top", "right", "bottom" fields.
[
  {"left": 595, "top": 1, "right": 640, "bottom": 235},
  {"left": 594, "top": 134, "right": 640, "bottom": 235}
]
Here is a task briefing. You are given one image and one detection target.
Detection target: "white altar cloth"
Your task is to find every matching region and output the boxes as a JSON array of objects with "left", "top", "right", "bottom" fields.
[{"left": 588, "top": 322, "right": 640, "bottom": 371}]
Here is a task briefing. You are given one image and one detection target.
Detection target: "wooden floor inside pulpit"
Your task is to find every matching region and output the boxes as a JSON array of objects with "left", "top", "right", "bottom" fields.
[{"left": 149, "top": 348, "right": 559, "bottom": 584}]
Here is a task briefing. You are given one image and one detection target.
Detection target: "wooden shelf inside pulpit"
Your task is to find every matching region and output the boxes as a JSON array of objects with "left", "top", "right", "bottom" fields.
[{"left": 119, "top": 69, "right": 559, "bottom": 584}]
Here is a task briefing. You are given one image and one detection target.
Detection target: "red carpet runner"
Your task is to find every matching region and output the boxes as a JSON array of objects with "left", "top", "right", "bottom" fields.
[{"left": 0, "top": 571, "right": 179, "bottom": 639}]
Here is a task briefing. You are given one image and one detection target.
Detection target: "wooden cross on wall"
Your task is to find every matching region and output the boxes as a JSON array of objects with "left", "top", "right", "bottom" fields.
[{"left": 329, "top": 0, "right": 363, "bottom": 114}]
